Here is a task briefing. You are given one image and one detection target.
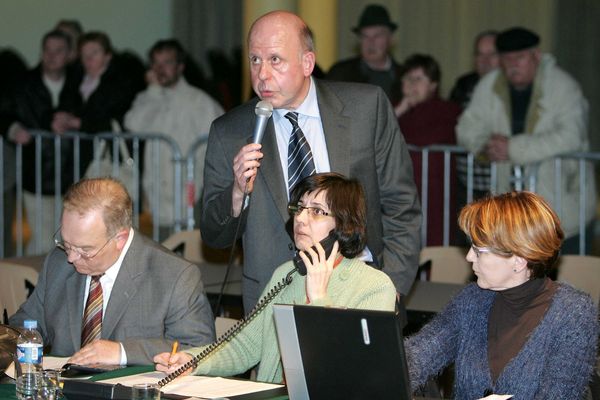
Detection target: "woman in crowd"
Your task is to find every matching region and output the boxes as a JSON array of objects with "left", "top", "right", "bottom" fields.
[
  {"left": 51, "top": 31, "right": 139, "bottom": 171},
  {"left": 395, "top": 54, "right": 461, "bottom": 246},
  {"left": 406, "top": 191, "right": 598, "bottom": 399},
  {"left": 154, "top": 172, "right": 397, "bottom": 383}
]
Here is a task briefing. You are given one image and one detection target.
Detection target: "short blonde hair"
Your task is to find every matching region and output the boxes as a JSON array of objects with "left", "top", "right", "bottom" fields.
[
  {"left": 63, "top": 177, "right": 132, "bottom": 236},
  {"left": 458, "top": 191, "right": 564, "bottom": 278}
]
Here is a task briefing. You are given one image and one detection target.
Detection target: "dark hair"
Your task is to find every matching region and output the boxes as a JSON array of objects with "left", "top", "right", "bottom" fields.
[
  {"left": 79, "top": 31, "right": 113, "bottom": 55},
  {"left": 149, "top": 39, "right": 186, "bottom": 64},
  {"left": 42, "top": 29, "right": 72, "bottom": 51},
  {"left": 289, "top": 173, "right": 366, "bottom": 258},
  {"left": 56, "top": 19, "right": 83, "bottom": 37},
  {"left": 401, "top": 53, "right": 441, "bottom": 84}
]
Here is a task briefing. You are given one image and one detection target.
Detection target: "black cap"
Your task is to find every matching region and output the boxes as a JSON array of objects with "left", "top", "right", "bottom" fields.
[
  {"left": 496, "top": 27, "right": 540, "bottom": 53},
  {"left": 352, "top": 4, "right": 397, "bottom": 33}
]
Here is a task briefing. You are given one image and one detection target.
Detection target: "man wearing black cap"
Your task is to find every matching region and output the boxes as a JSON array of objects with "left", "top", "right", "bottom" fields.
[
  {"left": 457, "top": 27, "right": 596, "bottom": 253},
  {"left": 326, "top": 4, "right": 402, "bottom": 104}
]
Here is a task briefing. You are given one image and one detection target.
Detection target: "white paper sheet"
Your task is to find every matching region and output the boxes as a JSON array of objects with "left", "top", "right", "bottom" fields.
[
  {"left": 477, "top": 395, "right": 513, "bottom": 400},
  {"left": 99, "top": 371, "right": 283, "bottom": 398},
  {"left": 5, "top": 356, "right": 70, "bottom": 379}
]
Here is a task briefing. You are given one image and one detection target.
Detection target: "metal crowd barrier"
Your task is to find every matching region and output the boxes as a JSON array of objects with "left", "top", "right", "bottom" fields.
[
  {"left": 1, "top": 133, "right": 598, "bottom": 257},
  {"left": 0, "top": 131, "right": 183, "bottom": 257},
  {"left": 407, "top": 144, "right": 599, "bottom": 254},
  {"left": 184, "top": 137, "right": 209, "bottom": 231}
]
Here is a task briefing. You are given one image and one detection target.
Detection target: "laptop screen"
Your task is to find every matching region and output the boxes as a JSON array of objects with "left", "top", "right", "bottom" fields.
[{"left": 273, "top": 304, "right": 412, "bottom": 400}]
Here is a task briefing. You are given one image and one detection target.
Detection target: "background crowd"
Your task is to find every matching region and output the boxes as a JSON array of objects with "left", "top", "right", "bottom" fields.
[{"left": 0, "top": 4, "right": 597, "bottom": 257}]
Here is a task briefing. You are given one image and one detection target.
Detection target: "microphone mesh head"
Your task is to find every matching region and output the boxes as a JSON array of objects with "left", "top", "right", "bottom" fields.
[{"left": 255, "top": 100, "right": 273, "bottom": 117}]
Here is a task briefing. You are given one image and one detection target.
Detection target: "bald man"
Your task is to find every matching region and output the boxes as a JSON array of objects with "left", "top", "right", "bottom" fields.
[{"left": 200, "top": 11, "right": 421, "bottom": 312}]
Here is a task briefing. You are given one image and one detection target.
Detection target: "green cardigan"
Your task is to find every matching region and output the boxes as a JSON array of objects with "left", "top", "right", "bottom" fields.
[{"left": 187, "top": 257, "right": 397, "bottom": 383}]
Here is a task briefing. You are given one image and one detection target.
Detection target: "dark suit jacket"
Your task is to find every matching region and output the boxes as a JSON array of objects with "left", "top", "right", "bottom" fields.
[
  {"left": 200, "top": 79, "right": 421, "bottom": 311},
  {"left": 10, "top": 231, "right": 215, "bottom": 364},
  {"left": 326, "top": 56, "right": 403, "bottom": 105}
]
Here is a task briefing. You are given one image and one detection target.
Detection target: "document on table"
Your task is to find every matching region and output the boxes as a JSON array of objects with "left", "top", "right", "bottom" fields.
[
  {"left": 477, "top": 395, "right": 513, "bottom": 400},
  {"left": 99, "top": 371, "right": 284, "bottom": 398},
  {"left": 5, "top": 356, "right": 70, "bottom": 379}
]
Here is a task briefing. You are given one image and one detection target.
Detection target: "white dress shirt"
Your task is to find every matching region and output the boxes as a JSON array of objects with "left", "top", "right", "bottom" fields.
[
  {"left": 273, "top": 77, "right": 331, "bottom": 198},
  {"left": 82, "top": 228, "right": 134, "bottom": 364}
]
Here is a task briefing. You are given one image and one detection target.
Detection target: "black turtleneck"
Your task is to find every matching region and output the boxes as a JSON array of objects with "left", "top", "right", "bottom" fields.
[
  {"left": 510, "top": 84, "right": 533, "bottom": 135},
  {"left": 487, "top": 277, "right": 557, "bottom": 383}
]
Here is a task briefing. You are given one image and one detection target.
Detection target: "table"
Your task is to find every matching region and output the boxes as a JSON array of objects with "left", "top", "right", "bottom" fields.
[
  {"left": 405, "top": 280, "right": 465, "bottom": 313},
  {"left": 404, "top": 280, "right": 466, "bottom": 335},
  {"left": 1, "top": 366, "right": 289, "bottom": 400}
]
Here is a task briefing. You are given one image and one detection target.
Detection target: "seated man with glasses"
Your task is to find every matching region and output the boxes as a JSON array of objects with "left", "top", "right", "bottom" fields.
[
  {"left": 154, "top": 172, "right": 397, "bottom": 383},
  {"left": 10, "top": 177, "right": 215, "bottom": 365}
]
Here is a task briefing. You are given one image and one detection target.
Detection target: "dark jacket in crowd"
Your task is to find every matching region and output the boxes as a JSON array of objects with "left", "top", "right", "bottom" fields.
[
  {"left": 13, "top": 65, "right": 81, "bottom": 194},
  {"left": 74, "top": 59, "right": 139, "bottom": 173},
  {"left": 449, "top": 71, "right": 479, "bottom": 109},
  {"left": 326, "top": 56, "right": 403, "bottom": 105}
]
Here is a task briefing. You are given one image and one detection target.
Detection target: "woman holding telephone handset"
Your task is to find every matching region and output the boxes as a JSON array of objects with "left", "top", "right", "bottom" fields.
[{"left": 154, "top": 173, "right": 397, "bottom": 383}]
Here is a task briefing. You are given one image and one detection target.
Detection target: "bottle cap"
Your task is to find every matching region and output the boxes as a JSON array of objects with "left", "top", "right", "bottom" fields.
[{"left": 24, "top": 320, "right": 37, "bottom": 329}]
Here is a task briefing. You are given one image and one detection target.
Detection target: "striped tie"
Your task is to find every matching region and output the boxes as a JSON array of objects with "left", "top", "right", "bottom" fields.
[
  {"left": 81, "top": 275, "right": 103, "bottom": 347},
  {"left": 286, "top": 112, "right": 316, "bottom": 194}
]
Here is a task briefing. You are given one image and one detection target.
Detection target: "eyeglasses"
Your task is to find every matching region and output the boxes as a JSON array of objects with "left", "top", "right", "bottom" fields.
[
  {"left": 53, "top": 227, "right": 115, "bottom": 261},
  {"left": 471, "top": 244, "right": 512, "bottom": 258},
  {"left": 288, "top": 204, "right": 332, "bottom": 219}
]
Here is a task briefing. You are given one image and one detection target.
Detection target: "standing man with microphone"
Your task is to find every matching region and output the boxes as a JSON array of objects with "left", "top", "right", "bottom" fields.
[{"left": 200, "top": 10, "right": 421, "bottom": 313}]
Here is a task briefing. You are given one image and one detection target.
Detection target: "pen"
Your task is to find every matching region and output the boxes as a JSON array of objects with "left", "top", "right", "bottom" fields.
[{"left": 168, "top": 340, "right": 179, "bottom": 368}]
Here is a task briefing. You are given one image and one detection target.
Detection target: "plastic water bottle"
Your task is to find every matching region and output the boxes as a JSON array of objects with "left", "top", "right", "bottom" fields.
[{"left": 15, "top": 320, "right": 43, "bottom": 400}]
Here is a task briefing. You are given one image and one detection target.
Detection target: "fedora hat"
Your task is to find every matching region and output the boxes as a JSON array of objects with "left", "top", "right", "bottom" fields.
[{"left": 352, "top": 4, "right": 397, "bottom": 33}]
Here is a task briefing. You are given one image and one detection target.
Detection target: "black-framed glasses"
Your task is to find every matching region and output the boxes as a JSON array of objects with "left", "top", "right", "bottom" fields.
[
  {"left": 288, "top": 204, "right": 332, "bottom": 219},
  {"left": 53, "top": 227, "right": 115, "bottom": 261}
]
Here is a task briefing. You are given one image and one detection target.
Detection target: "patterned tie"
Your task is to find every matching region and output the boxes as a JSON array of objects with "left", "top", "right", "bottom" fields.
[
  {"left": 81, "top": 275, "right": 103, "bottom": 347},
  {"left": 286, "top": 112, "right": 316, "bottom": 194}
]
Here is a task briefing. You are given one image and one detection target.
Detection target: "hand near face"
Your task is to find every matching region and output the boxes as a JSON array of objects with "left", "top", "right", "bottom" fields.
[
  {"left": 231, "top": 143, "right": 263, "bottom": 216},
  {"left": 302, "top": 240, "right": 339, "bottom": 302},
  {"left": 67, "top": 339, "right": 121, "bottom": 365},
  {"left": 154, "top": 351, "right": 193, "bottom": 375},
  {"left": 394, "top": 97, "right": 415, "bottom": 118},
  {"left": 486, "top": 133, "right": 509, "bottom": 161}
]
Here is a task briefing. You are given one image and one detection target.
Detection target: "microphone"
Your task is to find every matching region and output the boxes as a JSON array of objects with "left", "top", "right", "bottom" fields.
[{"left": 252, "top": 100, "right": 273, "bottom": 144}]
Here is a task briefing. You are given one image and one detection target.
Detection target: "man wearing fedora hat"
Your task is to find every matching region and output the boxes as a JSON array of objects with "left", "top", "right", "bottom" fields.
[
  {"left": 327, "top": 4, "right": 402, "bottom": 105},
  {"left": 457, "top": 27, "right": 596, "bottom": 254}
]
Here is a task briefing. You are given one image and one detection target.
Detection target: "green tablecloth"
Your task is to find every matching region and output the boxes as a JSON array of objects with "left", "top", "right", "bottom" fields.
[
  {"left": 0, "top": 366, "right": 153, "bottom": 400},
  {"left": 1, "top": 366, "right": 289, "bottom": 399}
]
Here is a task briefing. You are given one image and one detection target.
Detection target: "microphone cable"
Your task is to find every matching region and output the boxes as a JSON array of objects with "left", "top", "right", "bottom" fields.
[
  {"left": 212, "top": 100, "right": 272, "bottom": 317},
  {"left": 212, "top": 179, "right": 250, "bottom": 317}
]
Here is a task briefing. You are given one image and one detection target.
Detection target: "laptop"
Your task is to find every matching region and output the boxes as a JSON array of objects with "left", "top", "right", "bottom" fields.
[{"left": 273, "top": 304, "right": 412, "bottom": 400}]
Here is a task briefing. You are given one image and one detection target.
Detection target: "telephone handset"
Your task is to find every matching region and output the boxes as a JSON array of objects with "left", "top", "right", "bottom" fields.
[
  {"left": 292, "top": 231, "right": 338, "bottom": 276},
  {"left": 158, "top": 267, "right": 298, "bottom": 388}
]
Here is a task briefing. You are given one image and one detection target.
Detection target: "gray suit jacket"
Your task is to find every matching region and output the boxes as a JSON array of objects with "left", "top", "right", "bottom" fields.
[
  {"left": 10, "top": 231, "right": 215, "bottom": 364},
  {"left": 200, "top": 79, "right": 421, "bottom": 311}
]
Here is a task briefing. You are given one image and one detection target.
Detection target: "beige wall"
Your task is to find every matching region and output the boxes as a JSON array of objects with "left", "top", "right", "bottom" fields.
[{"left": 0, "top": 0, "right": 173, "bottom": 67}]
